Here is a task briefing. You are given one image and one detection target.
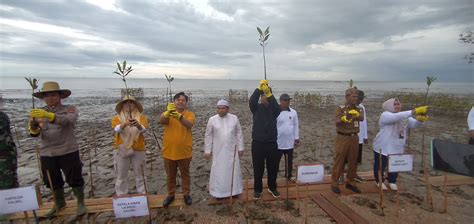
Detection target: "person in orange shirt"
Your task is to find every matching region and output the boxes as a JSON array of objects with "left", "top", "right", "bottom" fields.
[
  {"left": 160, "top": 92, "right": 196, "bottom": 207},
  {"left": 111, "top": 96, "right": 148, "bottom": 196}
]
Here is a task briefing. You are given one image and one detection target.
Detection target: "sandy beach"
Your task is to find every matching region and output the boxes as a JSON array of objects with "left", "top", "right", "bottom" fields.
[{"left": 2, "top": 89, "right": 473, "bottom": 223}]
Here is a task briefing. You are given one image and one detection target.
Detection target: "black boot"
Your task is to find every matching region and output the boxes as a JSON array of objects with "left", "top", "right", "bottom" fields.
[
  {"left": 44, "top": 188, "right": 66, "bottom": 218},
  {"left": 72, "top": 186, "right": 87, "bottom": 216}
]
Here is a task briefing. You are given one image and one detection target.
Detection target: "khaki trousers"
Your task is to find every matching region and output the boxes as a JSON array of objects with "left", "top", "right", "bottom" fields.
[
  {"left": 164, "top": 157, "right": 192, "bottom": 196},
  {"left": 331, "top": 134, "right": 359, "bottom": 187},
  {"left": 113, "top": 150, "right": 146, "bottom": 196}
]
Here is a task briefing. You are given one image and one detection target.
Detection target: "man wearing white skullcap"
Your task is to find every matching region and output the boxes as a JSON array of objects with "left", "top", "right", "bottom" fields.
[{"left": 204, "top": 99, "right": 245, "bottom": 198}]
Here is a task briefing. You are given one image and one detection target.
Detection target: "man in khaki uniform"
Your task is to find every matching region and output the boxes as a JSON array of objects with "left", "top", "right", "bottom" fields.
[{"left": 331, "top": 87, "right": 364, "bottom": 194}]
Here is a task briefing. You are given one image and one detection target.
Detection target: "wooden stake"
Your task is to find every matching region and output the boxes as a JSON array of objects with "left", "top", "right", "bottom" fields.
[
  {"left": 443, "top": 174, "right": 448, "bottom": 213},
  {"left": 141, "top": 164, "right": 152, "bottom": 224},
  {"left": 378, "top": 148, "right": 384, "bottom": 214},
  {"left": 34, "top": 144, "right": 44, "bottom": 192},
  {"left": 229, "top": 146, "right": 237, "bottom": 210},
  {"left": 396, "top": 175, "right": 400, "bottom": 218},
  {"left": 296, "top": 169, "right": 300, "bottom": 210},
  {"left": 245, "top": 177, "right": 248, "bottom": 203},
  {"left": 46, "top": 170, "right": 56, "bottom": 202},
  {"left": 422, "top": 134, "right": 434, "bottom": 209},
  {"left": 88, "top": 147, "right": 95, "bottom": 197},
  {"left": 304, "top": 184, "right": 309, "bottom": 224},
  {"left": 23, "top": 211, "right": 29, "bottom": 224},
  {"left": 285, "top": 153, "right": 289, "bottom": 211}
]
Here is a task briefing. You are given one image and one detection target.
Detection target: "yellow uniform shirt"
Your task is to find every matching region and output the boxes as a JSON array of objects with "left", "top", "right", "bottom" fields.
[
  {"left": 162, "top": 110, "right": 195, "bottom": 160},
  {"left": 111, "top": 114, "right": 148, "bottom": 151}
]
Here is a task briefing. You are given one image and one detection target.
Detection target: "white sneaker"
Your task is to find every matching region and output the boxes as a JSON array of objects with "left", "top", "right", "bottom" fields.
[
  {"left": 389, "top": 183, "right": 398, "bottom": 191},
  {"left": 375, "top": 182, "right": 387, "bottom": 190}
]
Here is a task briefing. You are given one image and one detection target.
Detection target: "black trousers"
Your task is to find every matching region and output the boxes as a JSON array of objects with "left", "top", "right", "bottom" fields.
[
  {"left": 278, "top": 149, "right": 294, "bottom": 178},
  {"left": 357, "top": 143, "right": 363, "bottom": 164},
  {"left": 251, "top": 140, "right": 280, "bottom": 193},
  {"left": 41, "top": 151, "right": 84, "bottom": 190}
]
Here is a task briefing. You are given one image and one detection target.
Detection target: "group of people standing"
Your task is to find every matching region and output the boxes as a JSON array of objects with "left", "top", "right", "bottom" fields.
[{"left": 0, "top": 79, "right": 444, "bottom": 218}]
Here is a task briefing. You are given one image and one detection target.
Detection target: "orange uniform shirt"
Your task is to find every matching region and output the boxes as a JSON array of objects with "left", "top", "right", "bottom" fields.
[
  {"left": 162, "top": 110, "right": 195, "bottom": 160},
  {"left": 111, "top": 114, "right": 148, "bottom": 151}
]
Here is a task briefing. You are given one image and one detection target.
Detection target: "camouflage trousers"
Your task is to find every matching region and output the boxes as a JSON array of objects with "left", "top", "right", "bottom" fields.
[{"left": 0, "top": 156, "right": 18, "bottom": 189}]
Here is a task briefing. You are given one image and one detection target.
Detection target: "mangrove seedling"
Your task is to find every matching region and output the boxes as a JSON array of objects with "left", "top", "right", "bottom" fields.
[{"left": 257, "top": 26, "right": 270, "bottom": 80}]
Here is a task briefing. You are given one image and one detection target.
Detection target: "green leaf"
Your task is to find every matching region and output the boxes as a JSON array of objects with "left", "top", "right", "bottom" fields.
[
  {"left": 114, "top": 71, "right": 122, "bottom": 76},
  {"left": 116, "top": 62, "right": 123, "bottom": 73},
  {"left": 122, "top": 61, "right": 127, "bottom": 72},
  {"left": 264, "top": 33, "right": 270, "bottom": 41},
  {"left": 264, "top": 26, "right": 270, "bottom": 35},
  {"left": 257, "top": 27, "right": 263, "bottom": 35}
]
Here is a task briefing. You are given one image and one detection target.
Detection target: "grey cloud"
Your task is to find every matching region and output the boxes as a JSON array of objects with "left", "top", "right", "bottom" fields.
[{"left": 0, "top": 0, "right": 472, "bottom": 81}]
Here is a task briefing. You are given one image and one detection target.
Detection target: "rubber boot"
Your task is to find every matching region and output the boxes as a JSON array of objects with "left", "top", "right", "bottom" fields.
[
  {"left": 44, "top": 188, "right": 66, "bottom": 218},
  {"left": 72, "top": 186, "right": 87, "bottom": 216}
]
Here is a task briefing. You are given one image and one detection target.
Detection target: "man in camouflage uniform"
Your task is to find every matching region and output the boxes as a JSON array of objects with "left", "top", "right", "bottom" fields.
[
  {"left": 0, "top": 111, "right": 18, "bottom": 190},
  {"left": 331, "top": 87, "right": 365, "bottom": 194}
]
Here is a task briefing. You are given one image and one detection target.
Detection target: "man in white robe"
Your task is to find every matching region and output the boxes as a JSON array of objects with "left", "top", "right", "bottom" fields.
[{"left": 204, "top": 99, "right": 244, "bottom": 198}]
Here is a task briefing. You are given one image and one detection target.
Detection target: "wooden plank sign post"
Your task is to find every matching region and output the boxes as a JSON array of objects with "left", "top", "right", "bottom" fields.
[
  {"left": 388, "top": 154, "right": 414, "bottom": 173},
  {"left": 113, "top": 195, "right": 149, "bottom": 219},
  {"left": 297, "top": 164, "right": 324, "bottom": 184},
  {"left": 297, "top": 164, "right": 324, "bottom": 222},
  {"left": 388, "top": 153, "right": 414, "bottom": 217},
  {"left": 0, "top": 186, "right": 39, "bottom": 217}
]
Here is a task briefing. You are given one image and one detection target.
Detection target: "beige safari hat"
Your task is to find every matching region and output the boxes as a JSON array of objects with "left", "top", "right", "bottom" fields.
[
  {"left": 115, "top": 95, "right": 143, "bottom": 113},
  {"left": 33, "top": 81, "right": 71, "bottom": 99}
]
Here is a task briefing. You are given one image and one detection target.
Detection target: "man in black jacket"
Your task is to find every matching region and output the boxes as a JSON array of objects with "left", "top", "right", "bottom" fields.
[{"left": 249, "top": 80, "right": 282, "bottom": 199}]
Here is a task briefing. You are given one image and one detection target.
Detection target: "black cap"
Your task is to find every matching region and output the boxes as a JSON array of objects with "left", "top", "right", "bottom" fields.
[{"left": 279, "top": 93, "right": 292, "bottom": 100}]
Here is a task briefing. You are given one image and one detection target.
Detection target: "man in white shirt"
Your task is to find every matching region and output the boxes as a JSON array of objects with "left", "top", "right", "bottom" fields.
[
  {"left": 277, "top": 94, "right": 300, "bottom": 181},
  {"left": 356, "top": 90, "right": 368, "bottom": 182},
  {"left": 468, "top": 106, "right": 474, "bottom": 145},
  {"left": 204, "top": 99, "right": 244, "bottom": 198}
]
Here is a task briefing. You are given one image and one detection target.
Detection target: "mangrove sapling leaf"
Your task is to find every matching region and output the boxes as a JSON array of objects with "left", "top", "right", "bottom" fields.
[
  {"left": 257, "top": 26, "right": 270, "bottom": 80},
  {"left": 114, "top": 60, "right": 134, "bottom": 118},
  {"left": 25, "top": 77, "right": 39, "bottom": 108}
]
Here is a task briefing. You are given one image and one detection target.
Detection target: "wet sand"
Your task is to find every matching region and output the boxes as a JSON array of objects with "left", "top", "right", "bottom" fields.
[{"left": 2, "top": 91, "right": 473, "bottom": 223}]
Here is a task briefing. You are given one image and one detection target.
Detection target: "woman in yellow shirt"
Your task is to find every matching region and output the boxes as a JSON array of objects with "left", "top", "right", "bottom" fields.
[{"left": 111, "top": 96, "right": 148, "bottom": 196}]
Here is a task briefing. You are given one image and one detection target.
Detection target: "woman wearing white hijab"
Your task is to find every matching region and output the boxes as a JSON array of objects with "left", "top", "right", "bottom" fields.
[
  {"left": 111, "top": 96, "right": 148, "bottom": 196},
  {"left": 373, "top": 98, "right": 429, "bottom": 191}
]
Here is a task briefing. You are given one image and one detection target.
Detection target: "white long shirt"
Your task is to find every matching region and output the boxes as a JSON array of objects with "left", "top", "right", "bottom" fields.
[
  {"left": 277, "top": 107, "right": 300, "bottom": 150},
  {"left": 373, "top": 110, "right": 422, "bottom": 156},
  {"left": 358, "top": 104, "right": 368, "bottom": 144},
  {"left": 204, "top": 113, "right": 244, "bottom": 198},
  {"left": 468, "top": 106, "right": 474, "bottom": 131}
]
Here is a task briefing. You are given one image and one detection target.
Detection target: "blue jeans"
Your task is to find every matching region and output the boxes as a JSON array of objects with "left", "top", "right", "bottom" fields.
[{"left": 373, "top": 151, "right": 398, "bottom": 184}]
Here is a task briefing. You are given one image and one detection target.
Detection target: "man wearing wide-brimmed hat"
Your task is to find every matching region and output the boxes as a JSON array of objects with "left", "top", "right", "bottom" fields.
[
  {"left": 111, "top": 95, "right": 148, "bottom": 196},
  {"left": 28, "top": 81, "right": 86, "bottom": 217}
]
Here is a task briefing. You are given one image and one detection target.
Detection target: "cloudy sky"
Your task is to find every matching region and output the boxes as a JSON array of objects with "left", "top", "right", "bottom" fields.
[{"left": 0, "top": 0, "right": 472, "bottom": 81}]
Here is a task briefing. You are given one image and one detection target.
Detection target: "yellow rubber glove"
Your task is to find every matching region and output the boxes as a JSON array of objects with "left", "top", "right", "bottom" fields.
[
  {"left": 415, "top": 106, "right": 429, "bottom": 115},
  {"left": 348, "top": 109, "right": 360, "bottom": 118},
  {"left": 167, "top": 103, "right": 176, "bottom": 112},
  {"left": 416, "top": 115, "right": 430, "bottom": 122},
  {"left": 261, "top": 84, "right": 272, "bottom": 97},
  {"left": 29, "top": 109, "right": 55, "bottom": 122},
  {"left": 170, "top": 111, "right": 183, "bottom": 120},
  {"left": 257, "top": 80, "right": 268, "bottom": 90},
  {"left": 341, "top": 116, "right": 352, "bottom": 123},
  {"left": 163, "top": 103, "right": 176, "bottom": 118}
]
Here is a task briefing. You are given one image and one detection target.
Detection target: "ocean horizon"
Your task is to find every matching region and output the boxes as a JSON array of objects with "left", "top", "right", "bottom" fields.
[{"left": 1, "top": 77, "right": 472, "bottom": 99}]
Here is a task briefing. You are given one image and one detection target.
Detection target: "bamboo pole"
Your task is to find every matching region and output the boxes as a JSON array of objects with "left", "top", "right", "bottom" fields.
[
  {"left": 304, "top": 184, "right": 309, "bottom": 224},
  {"left": 46, "top": 170, "right": 56, "bottom": 208}
]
